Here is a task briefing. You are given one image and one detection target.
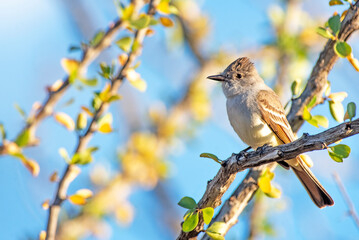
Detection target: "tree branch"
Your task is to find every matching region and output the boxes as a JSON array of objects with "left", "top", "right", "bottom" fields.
[
  {"left": 45, "top": 1, "right": 159, "bottom": 239},
  {"left": 188, "top": 119, "right": 358, "bottom": 240},
  {"left": 179, "top": 2, "right": 359, "bottom": 239},
  {"left": 0, "top": 19, "right": 126, "bottom": 155},
  {"left": 333, "top": 172, "right": 359, "bottom": 230},
  {"left": 288, "top": 1, "right": 359, "bottom": 132}
]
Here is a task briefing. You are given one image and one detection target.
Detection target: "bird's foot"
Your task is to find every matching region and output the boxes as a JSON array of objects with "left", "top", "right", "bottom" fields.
[
  {"left": 257, "top": 144, "right": 271, "bottom": 156},
  {"left": 235, "top": 147, "right": 251, "bottom": 161}
]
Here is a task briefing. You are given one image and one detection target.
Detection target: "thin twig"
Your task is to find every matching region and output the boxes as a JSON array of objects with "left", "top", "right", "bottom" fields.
[
  {"left": 45, "top": 1, "right": 159, "bottom": 239},
  {"left": 333, "top": 172, "right": 359, "bottom": 229}
]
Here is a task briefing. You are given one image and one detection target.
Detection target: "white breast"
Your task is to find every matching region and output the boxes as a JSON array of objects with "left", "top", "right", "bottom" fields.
[{"left": 226, "top": 94, "right": 281, "bottom": 149}]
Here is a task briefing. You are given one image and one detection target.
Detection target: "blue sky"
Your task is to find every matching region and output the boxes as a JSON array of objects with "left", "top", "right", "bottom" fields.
[{"left": 0, "top": 0, "right": 358, "bottom": 239}]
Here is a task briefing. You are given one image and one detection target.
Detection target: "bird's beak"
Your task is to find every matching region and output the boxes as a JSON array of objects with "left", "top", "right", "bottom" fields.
[{"left": 207, "top": 74, "right": 226, "bottom": 81}]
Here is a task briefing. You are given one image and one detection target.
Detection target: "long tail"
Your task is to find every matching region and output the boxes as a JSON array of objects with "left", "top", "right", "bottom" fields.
[{"left": 291, "top": 157, "right": 334, "bottom": 208}]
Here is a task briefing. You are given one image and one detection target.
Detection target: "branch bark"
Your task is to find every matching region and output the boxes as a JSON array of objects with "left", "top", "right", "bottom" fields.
[
  {"left": 178, "top": 2, "right": 359, "bottom": 239},
  {"left": 45, "top": 1, "right": 159, "bottom": 239}
]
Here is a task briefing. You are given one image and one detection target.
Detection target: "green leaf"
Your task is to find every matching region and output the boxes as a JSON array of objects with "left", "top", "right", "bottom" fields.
[
  {"left": 329, "top": 144, "right": 351, "bottom": 158},
  {"left": 178, "top": 196, "right": 197, "bottom": 209},
  {"left": 115, "top": 36, "right": 132, "bottom": 52},
  {"left": 200, "top": 153, "right": 221, "bottom": 164},
  {"left": 205, "top": 231, "right": 225, "bottom": 240},
  {"left": 130, "top": 14, "right": 151, "bottom": 29},
  {"left": 290, "top": 80, "right": 299, "bottom": 96},
  {"left": 71, "top": 146, "right": 99, "bottom": 165},
  {"left": 329, "top": 100, "right": 344, "bottom": 122},
  {"left": 15, "top": 129, "right": 30, "bottom": 147},
  {"left": 0, "top": 123, "right": 6, "bottom": 140},
  {"left": 90, "top": 30, "right": 105, "bottom": 46},
  {"left": 307, "top": 96, "right": 317, "bottom": 108},
  {"left": 182, "top": 211, "right": 199, "bottom": 232},
  {"left": 107, "top": 94, "right": 122, "bottom": 103},
  {"left": 311, "top": 115, "right": 329, "bottom": 128},
  {"left": 328, "top": 151, "right": 343, "bottom": 162},
  {"left": 306, "top": 118, "right": 319, "bottom": 128},
  {"left": 329, "top": 0, "right": 344, "bottom": 6},
  {"left": 14, "top": 103, "right": 27, "bottom": 119},
  {"left": 202, "top": 207, "right": 214, "bottom": 225},
  {"left": 92, "top": 94, "right": 102, "bottom": 111},
  {"left": 347, "top": 102, "right": 356, "bottom": 120},
  {"left": 206, "top": 222, "right": 226, "bottom": 236},
  {"left": 302, "top": 106, "right": 312, "bottom": 121},
  {"left": 76, "top": 112, "right": 87, "bottom": 130},
  {"left": 131, "top": 40, "right": 141, "bottom": 52},
  {"left": 79, "top": 77, "right": 98, "bottom": 86},
  {"left": 316, "top": 27, "right": 334, "bottom": 39},
  {"left": 328, "top": 15, "right": 341, "bottom": 36},
  {"left": 334, "top": 41, "right": 352, "bottom": 58},
  {"left": 99, "top": 62, "right": 114, "bottom": 79}
]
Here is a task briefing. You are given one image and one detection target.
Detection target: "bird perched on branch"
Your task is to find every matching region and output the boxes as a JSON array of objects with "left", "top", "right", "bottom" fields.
[{"left": 208, "top": 57, "right": 334, "bottom": 208}]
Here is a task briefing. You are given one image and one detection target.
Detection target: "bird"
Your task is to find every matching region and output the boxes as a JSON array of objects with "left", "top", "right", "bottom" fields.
[{"left": 207, "top": 57, "right": 334, "bottom": 208}]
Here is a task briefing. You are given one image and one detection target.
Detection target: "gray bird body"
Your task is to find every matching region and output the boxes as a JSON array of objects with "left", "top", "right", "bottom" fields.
[
  {"left": 225, "top": 82, "right": 282, "bottom": 150},
  {"left": 208, "top": 57, "right": 334, "bottom": 208}
]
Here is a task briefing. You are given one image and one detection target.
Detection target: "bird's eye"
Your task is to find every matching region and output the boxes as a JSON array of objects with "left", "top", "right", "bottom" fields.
[{"left": 236, "top": 73, "right": 242, "bottom": 79}]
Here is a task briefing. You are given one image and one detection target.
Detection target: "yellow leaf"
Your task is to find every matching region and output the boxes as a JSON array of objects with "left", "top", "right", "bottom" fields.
[
  {"left": 118, "top": 53, "right": 128, "bottom": 66},
  {"left": 42, "top": 199, "right": 50, "bottom": 210},
  {"left": 265, "top": 186, "right": 282, "bottom": 198},
  {"left": 61, "top": 58, "right": 79, "bottom": 74},
  {"left": 68, "top": 194, "right": 87, "bottom": 205},
  {"left": 145, "top": 28, "right": 155, "bottom": 36},
  {"left": 341, "top": 10, "right": 348, "bottom": 22},
  {"left": 22, "top": 158, "right": 40, "bottom": 177},
  {"left": 157, "top": 1, "right": 171, "bottom": 14},
  {"left": 126, "top": 69, "right": 147, "bottom": 92},
  {"left": 300, "top": 154, "right": 313, "bottom": 168},
  {"left": 54, "top": 112, "right": 75, "bottom": 131},
  {"left": 258, "top": 175, "right": 271, "bottom": 193},
  {"left": 98, "top": 113, "right": 113, "bottom": 133},
  {"left": 347, "top": 54, "right": 359, "bottom": 71},
  {"left": 49, "top": 171, "right": 59, "bottom": 182},
  {"left": 159, "top": 17, "right": 174, "bottom": 27},
  {"left": 3, "top": 141, "right": 21, "bottom": 155},
  {"left": 98, "top": 122, "right": 112, "bottom": 133},
  {"left": 39, "top": 231, "right": 46, "bottom": 240},
  {"left": 68, "top": 189, "right": 93, "bottom": 205},
  {"left": 75, "top": 188, "right": 93, "bottom": 198},
  {"left": 81, "top": 106, "right": 94, "bottom": 117},
  {"left": 328, "top": 92, "right": 348, "bottom": 103}
]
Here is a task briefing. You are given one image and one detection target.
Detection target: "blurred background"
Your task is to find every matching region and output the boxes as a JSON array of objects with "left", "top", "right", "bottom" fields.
[{"left": 0, "top": 0, "right": 358, "bottom": 239}]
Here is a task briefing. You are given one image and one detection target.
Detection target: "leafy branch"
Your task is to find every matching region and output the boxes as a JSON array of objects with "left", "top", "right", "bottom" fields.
[
  {"left": 45, "top": 1, "right": 162, "bottom": 239},
  {"left": 178, "top": 1, "right": 359, "bottom": 239}
]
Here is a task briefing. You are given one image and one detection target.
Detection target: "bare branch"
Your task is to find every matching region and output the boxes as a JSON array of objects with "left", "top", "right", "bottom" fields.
[
  {"left": 45, "top": 1, "right": 160, "bottom": 239},
  {"left": 333, "top": 172, "right": 359, "bottom": 230}
]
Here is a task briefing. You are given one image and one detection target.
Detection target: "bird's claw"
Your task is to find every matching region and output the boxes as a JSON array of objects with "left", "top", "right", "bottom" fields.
[
  {"left": 236, "top": 150, "right": 249, "bottom": 161},
  {"left": 257, "top": 144, "right": 271, "bottom": 156}
]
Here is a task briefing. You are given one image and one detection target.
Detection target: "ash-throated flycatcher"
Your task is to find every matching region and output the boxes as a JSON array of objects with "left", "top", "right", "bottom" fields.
[{"left": 208, "top": 57, "right": 334, "bottom": 208}]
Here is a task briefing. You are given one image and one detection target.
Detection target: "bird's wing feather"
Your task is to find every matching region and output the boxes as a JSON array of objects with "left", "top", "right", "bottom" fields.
[{"left": 256, "top": 90, "right": 295, "bottom": 144}]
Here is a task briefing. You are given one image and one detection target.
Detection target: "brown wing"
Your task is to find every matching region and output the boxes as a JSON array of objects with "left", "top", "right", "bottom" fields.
[{"left": 256, "top": 90, "right": 295, "bottom": 144}]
